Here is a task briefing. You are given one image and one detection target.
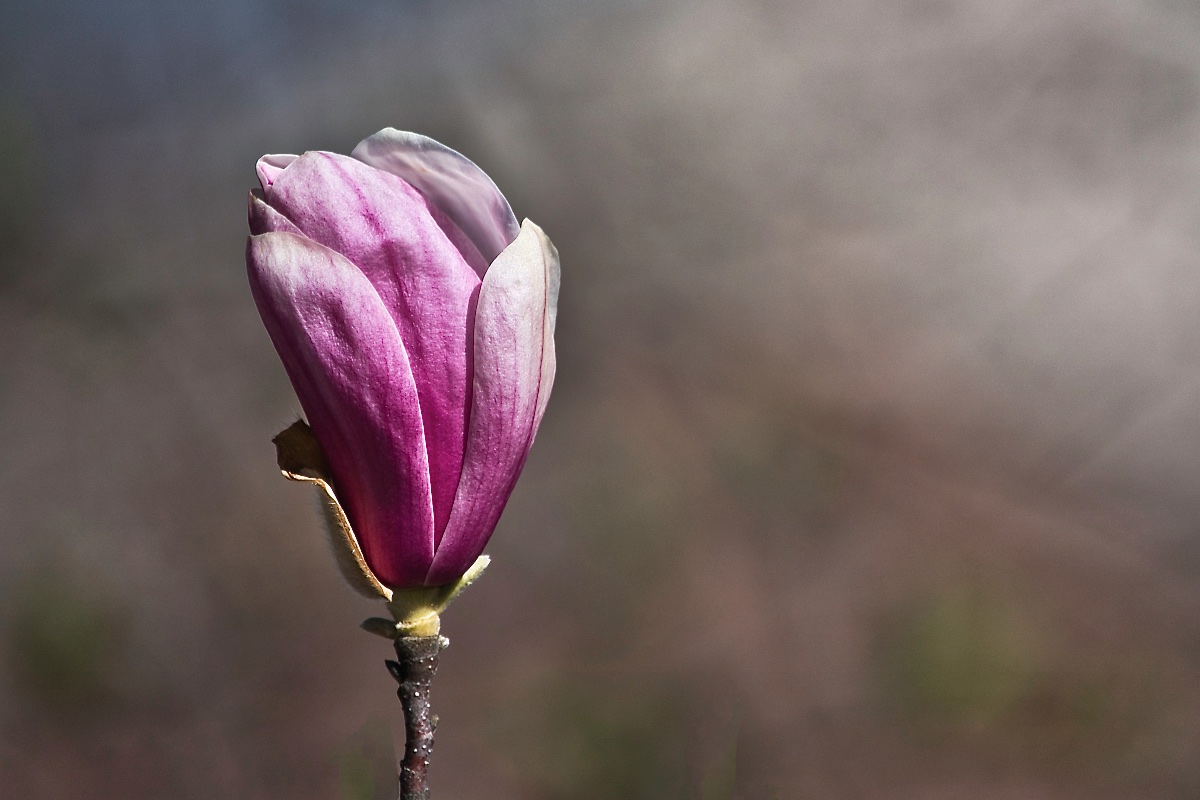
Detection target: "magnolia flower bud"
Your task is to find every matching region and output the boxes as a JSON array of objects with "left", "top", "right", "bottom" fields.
[{"left": 247, "top": 129, "right": 559, "bottom": 591}]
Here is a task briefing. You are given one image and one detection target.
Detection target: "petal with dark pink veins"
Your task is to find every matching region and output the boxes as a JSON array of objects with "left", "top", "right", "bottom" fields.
[
  {"left": 247, "top": 231, "right": 435, "bottom": 588},
  {"left": 265, "top": 152, "right": 482, "bottom": 539}
]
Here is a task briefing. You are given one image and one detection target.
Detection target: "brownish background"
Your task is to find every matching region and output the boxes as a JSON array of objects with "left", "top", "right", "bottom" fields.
[{"left": 3, "top": 0, "right": 1200, "bottom": 797}]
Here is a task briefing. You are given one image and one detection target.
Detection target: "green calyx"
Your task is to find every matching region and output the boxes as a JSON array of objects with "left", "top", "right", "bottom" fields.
[{"left": 361, "top": 555, "right": 491, "bottom": 639}]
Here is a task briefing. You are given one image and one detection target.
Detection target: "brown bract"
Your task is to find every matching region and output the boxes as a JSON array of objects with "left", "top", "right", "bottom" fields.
[{"left": 272, "top": 419, "right": 394, "bottom": 601}]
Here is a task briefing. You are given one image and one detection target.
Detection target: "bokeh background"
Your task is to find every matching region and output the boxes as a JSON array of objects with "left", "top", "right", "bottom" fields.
[{"left": 4, "top": 0, "right": 1200, "bottom": 797}]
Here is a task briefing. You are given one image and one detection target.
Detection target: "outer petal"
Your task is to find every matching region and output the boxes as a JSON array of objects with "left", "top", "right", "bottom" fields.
[
  {"left": 248, "top": 192, "right": 302, "bottom": 236},
  {"left": 533, "top": 228, "right": 560, "bottom": 429},
  {"left": 266, "top": 152, "right": 482, "bottom": 538},
  {"left": 352, "top": 128, "right": 521, "bottom": 267},
  {"left": 247, "top": 231, "right": 436, "bottom": 588},
  {"left": 426, "top": 220, "right": 559, "bottom": 584}
]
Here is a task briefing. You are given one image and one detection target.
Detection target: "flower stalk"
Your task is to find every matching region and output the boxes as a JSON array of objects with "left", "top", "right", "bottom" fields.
[{"left": 386, "top": 635, "right": 447, "bottom": 800}]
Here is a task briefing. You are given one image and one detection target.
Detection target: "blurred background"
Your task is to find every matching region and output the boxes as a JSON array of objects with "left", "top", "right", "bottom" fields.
[{"left": 3, "top": 0, "right": 1200, "bottom": 797}]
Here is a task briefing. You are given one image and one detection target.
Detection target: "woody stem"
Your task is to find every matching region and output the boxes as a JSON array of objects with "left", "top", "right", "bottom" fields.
[{"left": 386, "top": 635, "right": 445, "bottom": 800}]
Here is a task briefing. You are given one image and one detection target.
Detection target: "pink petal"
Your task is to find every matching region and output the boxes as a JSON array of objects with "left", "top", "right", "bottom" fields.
[
  {"left": 265, "top": 152, "right": 482, "bottom": 539},
  {"left": 256, "top": 153, "right": 298, "bottom": 192},
  {"left": 426, "top": 220, "right": 559, "bottom": 584},
  {"left": 533, "top": 231, "right": 560, "bottom": 430},
  {"left": 248, "top": 192, "right": 301, "bottom": 236},
  {"left": 351, "top": 128, "right": 520, "bottom": 268},
  {"left": 247, "top": 231, "right": 435, "bottom": 588}
]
